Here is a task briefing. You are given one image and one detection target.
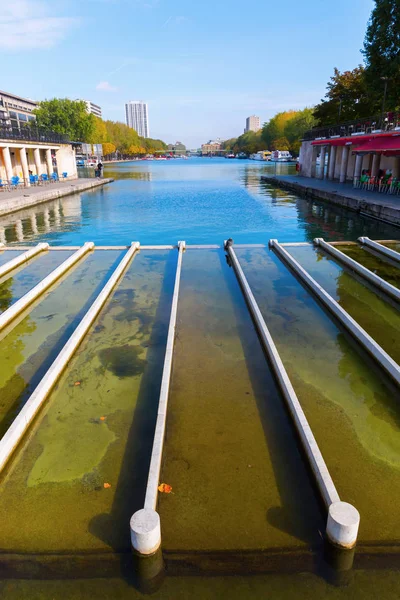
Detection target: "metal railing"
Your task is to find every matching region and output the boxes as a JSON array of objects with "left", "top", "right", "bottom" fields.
[
  {"left": 0, "top": 125, "right": 70, "bottom": 144},
  {"left": 303, "top": 112, "right": 400, "bottom": 141}
]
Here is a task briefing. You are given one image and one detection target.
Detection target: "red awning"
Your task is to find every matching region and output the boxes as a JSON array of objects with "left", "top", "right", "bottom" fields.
[{"left": 353, "top": 135, "right": 400, "bottom": 155}]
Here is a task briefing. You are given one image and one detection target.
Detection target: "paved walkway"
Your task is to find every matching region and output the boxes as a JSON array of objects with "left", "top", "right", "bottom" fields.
[
  {"left": 261, "top": 174, "right": 400, "bottom": 225},
  {"left": 0, "top": 177, "right": 113, "bottom": 217}
]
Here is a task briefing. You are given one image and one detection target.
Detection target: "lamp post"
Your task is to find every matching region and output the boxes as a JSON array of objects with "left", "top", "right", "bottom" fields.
[{"left": 381, "top": 77, "right": 389, "bottom": 129}]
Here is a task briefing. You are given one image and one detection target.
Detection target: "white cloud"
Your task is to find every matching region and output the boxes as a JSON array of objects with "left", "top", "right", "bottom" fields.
[
  {"left": 0, "top": 1, "right": 78, "bottom": 50},
  {"left": 96, "top": 81, "right": 118, "bottom": 92}
]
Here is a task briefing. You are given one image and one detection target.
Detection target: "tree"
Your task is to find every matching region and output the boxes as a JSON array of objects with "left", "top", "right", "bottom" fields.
[
  {"left": 231, "top": 130, "right": 266, "bottom": 155},
  {"left": 102, "top": 142, "right": 116, "bottom": 156},
  {"left": 363, "top": 0, "right": 400, "bottom": 112},
  {"left": 33, "top": 99, "right": 95, "bottom": 141},
  {"left": 261, "top": 111, "right": 297, "bottom": 148},
  {"left": 284, "top": 108, "right": 317, "bottom": 154},
  {"left": 313, "top": 67, "right": 372, "bottom": 125}
]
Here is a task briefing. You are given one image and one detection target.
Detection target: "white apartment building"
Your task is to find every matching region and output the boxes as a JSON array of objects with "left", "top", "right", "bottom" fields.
[
  {"left": 83, "top": 101, "right": 102, "bottom": 119},
  {"left": 0, "top": 90, "right": 37, "bottom": 129},
  {"left": 244, "top": 115, "right": 261, "bottom": 133},
  {"left": 125, "top": 101, "right": 149, "bottom": 138}
]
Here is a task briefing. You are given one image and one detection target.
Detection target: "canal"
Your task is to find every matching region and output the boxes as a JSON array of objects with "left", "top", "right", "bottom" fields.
[{"left": 0, "top": 159, "right": 400, "bottom": 599}]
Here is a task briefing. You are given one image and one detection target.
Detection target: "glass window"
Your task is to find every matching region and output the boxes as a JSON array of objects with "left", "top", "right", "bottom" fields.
[
  {"left": 9, "top": 111, "right": 17, "bottom": 118},
  {"left": 18, "top": 113, "right": 27, "bottom": 121}
]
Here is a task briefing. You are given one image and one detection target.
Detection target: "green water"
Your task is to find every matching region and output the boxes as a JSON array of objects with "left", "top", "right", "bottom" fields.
[
  {"left": 286, "top": 245, "right": 400, "bottom": 364},
  {"left": 159, "top": 249, "right": 324, "bottom": 553},
  {"left": 0, "top": 250, "right": 73, "bottom": 313},
  {"left": 236, "top": 247, "right": 400, "bottom": 543},
  {"left": 338, "top": 244, "right": 400, "bottom": 289},
  {"left": 0, "top": 250, "right": 124, "bottom": 438},
  {"left": 0, "top": 250, "right": 22, "bottom": 267},
  {"left": 2, "top": 569, "right": 400, "bottom": 599},
  {"left": 0, "top": 250, "right": 175, "bottom": 553},
  {"left": 381, "top": 242, "right": 400, "bottom": 253}
]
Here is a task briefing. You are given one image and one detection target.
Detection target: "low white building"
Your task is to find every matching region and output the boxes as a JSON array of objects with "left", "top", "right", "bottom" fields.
[{"left": 0, "top": 128, "right": 77, "bottom": 185}]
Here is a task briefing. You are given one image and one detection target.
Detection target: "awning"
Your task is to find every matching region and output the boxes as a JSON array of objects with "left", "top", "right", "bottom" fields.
[{"left": 353, "top": 135, "right": 400, "bottom": 155}]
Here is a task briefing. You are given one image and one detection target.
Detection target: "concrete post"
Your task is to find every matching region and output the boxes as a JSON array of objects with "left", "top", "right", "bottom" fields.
[
  {"left": 34, "top": 148, "right": 42, "bottom": 177},
  {"left": 311, "top": 145, "right": 319, "bottom": 178},
  {"left": 318, "top": 147, "right": 327, "bottom": 179},
  {"left": 45, "top": 149, "right": 53, "bottom": 176},
  {"left": 353, "top": 154, "right": 363, "bottom": 186},
  {"left": 327, "top": 502, "right": 360, "bottom": 550},
  {"left": 19, "top": 147, "right": 30, "bottom": 187},
  {"left": 328, "top": 146, "right": 337, "bottom": 180},
  {"left": 371, "top": 153, "right": 381, "bottom": 177},
  {"left": 2, "top": 147, "right": 13, "bottom": 181},
  {"left": 339, "top": 146, "right": 349, "bottom": 183},
  {"left": 392, "top": 157, "right": 400, "bottom": 179}
]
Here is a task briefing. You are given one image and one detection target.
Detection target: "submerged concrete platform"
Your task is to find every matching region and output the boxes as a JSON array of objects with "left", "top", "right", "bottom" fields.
[
  {"left": 0, "top": 177, "right": 114, "bottom": 217},
  {"left": 261, "top": 174, "right": 400, "bottom": 226}
]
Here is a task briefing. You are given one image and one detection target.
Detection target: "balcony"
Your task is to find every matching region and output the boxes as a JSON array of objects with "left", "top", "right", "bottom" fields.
[
  {"left": 0, "top": 125, "right": 70, "bottom": 145},
  {"left": 303, "top": 112, "right": 400, "bottom": 141}
]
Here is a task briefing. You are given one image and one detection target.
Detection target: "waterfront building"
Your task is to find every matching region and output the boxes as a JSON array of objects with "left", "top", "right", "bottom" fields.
[
  {"left": 299, "top": 112, "right": 400, "bottom": 185},
  {"left": 167, "top": 141, "right": 187, "bottom": 155},
  {"left": 83, "top": 101, "right": 102, "bottom": 119},
  {"left": 0, "top": 128, "right": 77, "bottom": 186},
  {"left": 244, "top": 115, "right": 261, "bottom": 133},
  {"left": 201, "top": 139, "right": 223, "bottom": 155},
  {"left": 125, "top": 101, "right": 149, "bottom": 138},
  {"left": 0, "top": 90, "right": 37, "bottom": 129}
]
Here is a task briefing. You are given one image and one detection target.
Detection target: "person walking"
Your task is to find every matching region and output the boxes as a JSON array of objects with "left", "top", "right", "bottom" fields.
[{"left": 96, "top": 161, "right": 103, "bottom": 178}]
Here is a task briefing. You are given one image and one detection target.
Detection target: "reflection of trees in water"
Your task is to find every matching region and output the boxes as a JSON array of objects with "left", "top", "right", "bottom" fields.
[
  {"left": 0, "top": 277, "right": 14, "bottom": 312},
  {"left": 103, "top": 169, "right": 152, "bottom": 181}
]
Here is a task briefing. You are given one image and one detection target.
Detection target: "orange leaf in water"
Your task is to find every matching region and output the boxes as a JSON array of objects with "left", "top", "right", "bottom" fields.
[
  {"left": 100, "top": 416, "right": 106, "bottom": 421},
  {"left": 103, "top": 482, "right": 111, "bottom": 489},
  {"left": 158, "top": 483, "right": 172, "bottom": 493},
  {"left": 74, "top": 381, "right": 81, "bottom": 386}
]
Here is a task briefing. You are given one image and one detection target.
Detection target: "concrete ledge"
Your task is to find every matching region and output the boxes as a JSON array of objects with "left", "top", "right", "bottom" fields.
[
  {"left": 0, "top": 242, "right": 139, "bottom": 473},
  {"left": 261, "top": 175, "right": 400, "bottom": 226},
  {"left": 0, "top": 178, "right": 114, "bottom": 217},
  {"left": 0, "top": 242, "right": 94, "bottom": 332},
  {"left": 270, "top": 239, "right": 400, "bottom": 386},
  {"left": 0, "top": 243, "right": 48, "bottom": 278},
  {"left": 314, "top": 238, "right": 400, "bottom": 303},
  {"left": 131, "top": 241, "right": 185, "bottom": 556},
  {"left": 224, "top": 239, "right": 359, "bottom": 549},
  {"left": 358, "top": 237, "right": 400, "bottom": 264}
]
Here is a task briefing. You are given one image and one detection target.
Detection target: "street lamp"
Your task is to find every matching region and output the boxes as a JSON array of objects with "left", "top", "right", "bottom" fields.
[{"left": 381, "top": 77, "right": 389, "bottom": 129}]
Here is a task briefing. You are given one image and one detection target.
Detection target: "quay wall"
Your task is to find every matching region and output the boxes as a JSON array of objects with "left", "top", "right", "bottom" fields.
[
  {"left": 0, "top": 178, "right": 114, "bottom": 217},
  {"left": 260, "top": 175, "right": 400, "bottom": 225}
]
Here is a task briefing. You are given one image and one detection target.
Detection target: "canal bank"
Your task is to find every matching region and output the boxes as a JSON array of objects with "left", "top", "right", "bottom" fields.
[
  {"left": 0, "top": 178, "right": 113, "bottom": 218},
  {"left": 261, "top": 174, "right": 400, "bottom": 226}
]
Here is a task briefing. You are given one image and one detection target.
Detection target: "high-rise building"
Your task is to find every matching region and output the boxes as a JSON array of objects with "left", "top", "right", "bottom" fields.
[
  {"left": 83, "top": 101, "right": 102, "bottom": 119},
  {"left": 244, "top": 115, "right": 261, "bottom": 133},
  {"left": 125, "top": 101, "right": 149, "bottom": 138}
]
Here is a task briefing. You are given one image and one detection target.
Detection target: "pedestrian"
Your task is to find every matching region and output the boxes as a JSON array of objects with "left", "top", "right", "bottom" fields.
[{"left": 96, "top": 161, "right": 103, "bottom": 178}]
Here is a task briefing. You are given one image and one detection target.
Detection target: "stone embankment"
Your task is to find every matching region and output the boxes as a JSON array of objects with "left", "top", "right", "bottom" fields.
[
  {"left": 261, "top": 174, "right": 400, "bottom": 226},
  {"left": 0, "top": 178, "right": 114, "bottom": 217}
]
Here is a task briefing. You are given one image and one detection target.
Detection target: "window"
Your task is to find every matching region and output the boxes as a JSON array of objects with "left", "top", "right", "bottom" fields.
[
  {"left": 9, "top": 111, "right": 17, "bottom": 118},
  {"left": 18, "top": 113, "right": 27, "bottom": 121}
]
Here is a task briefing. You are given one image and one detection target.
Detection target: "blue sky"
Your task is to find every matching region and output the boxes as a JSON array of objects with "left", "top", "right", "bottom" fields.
[{"left": 1, "top": 0, "right": 374, "bottom": 147}]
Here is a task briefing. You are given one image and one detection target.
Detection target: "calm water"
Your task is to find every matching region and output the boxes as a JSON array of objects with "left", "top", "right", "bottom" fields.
[
  {"left": 1, "top": 160, "right": 400, "bottom": 598},
  {"left": 0, "top": 158, "right": 399, "bottom": 246}
]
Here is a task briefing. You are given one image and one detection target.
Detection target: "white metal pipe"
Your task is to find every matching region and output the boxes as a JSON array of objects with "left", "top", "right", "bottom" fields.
[
  {"left": 314, "top": 238, "right": 400, "bottom": 303},
  {"left": 358, "top": 237, "right": 400, "bottom": 264},
  {"left": 0, "top": 242, "right": 140, "bottom": 473},
  {"left": 270, "top": 239, "right": 400, "bottom": 386},
  {"left": 130, "top": 241, "right": 185, "bottom": 556},
  {"left": 225, "top": 240, "right": 359, "bottom": 549},
  {"left": 0, "top": 243, "right": 49, "bottom": 279},
  {"left": 0, "top": 243, "right": 94, "bottom": 332}
]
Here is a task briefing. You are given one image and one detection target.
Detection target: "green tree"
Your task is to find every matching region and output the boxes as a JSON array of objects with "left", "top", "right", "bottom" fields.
[
  {"left": 313, "top": 67, "right": 372, "bottom": 125},
  {"left": 363, "top": 0, "right": 400, "bottom": 112},
  {"left": 261, "top": 111, "right": 297, "bottom": 148},
  {"left": 33, "top": 99, "right": 95, "bottom": 141},
  {"left": 232, "top": 130, "right": 266, "bottom": 155},
  {"left": 284, "top": 108, "right": 317, "bottom": 154}
]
